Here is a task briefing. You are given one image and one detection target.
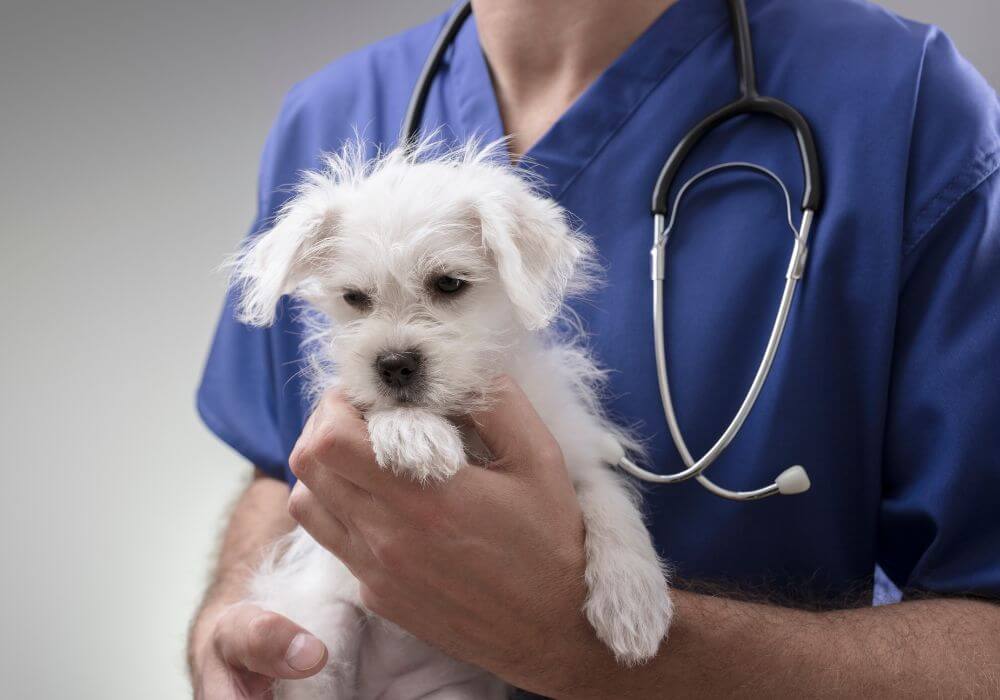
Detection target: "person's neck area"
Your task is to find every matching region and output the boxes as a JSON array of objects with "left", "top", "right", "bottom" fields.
[{"left": 471, "top": 0, "right": 677, "bottom": 157}]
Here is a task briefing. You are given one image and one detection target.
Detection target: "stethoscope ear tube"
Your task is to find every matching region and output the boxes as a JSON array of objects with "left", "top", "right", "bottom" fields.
[
  {"left": 651, "top": 97, "right": 822, "bottom": 215},
  {"left": 653, "top": 0, "right": 822, "bottom": 215}
]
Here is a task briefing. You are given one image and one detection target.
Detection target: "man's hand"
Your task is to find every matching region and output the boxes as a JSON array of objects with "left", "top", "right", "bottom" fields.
[
  {"left": 187, "top": 470, "right": 331, "bottom": 699},
  {"left": 191, "top": 603, "right": 328, "bottom": 699},
  {"left": 287, "top": 378, "right": 603, "bottom": 695},
  {"left": 286, "top": 381, "right": 1000, "bottom": 698}
]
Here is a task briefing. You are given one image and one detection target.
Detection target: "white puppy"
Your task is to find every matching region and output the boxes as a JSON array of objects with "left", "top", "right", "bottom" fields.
[{"left": 231, "top": 140, "right": 673, "bottom": 699}]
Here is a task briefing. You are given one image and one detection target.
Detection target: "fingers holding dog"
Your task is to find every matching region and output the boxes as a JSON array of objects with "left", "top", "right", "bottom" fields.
[
  {"left": 290, "top": 390, "right": 372, "bottom": 486},
  {"left": 291, "top": 389, "right": 431, "bottom": 502},
  {"left": 214, "top": 602, "right": 328, "bottom": 681},
  {"left": 287, "top": 481, "right": 380, "bottom": 577},
  {"left": 468, "top": 376, "right": 566, "bottom": 478}
]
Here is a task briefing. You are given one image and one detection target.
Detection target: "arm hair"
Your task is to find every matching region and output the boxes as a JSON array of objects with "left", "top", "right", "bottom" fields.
[{"left": 186, "top": 468, "right": 295, "bottom": 679}]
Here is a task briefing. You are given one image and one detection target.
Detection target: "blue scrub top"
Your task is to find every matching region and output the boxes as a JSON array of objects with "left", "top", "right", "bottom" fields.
[{"left": 198, "top": 0, "right": 1000, "bottom": 605}]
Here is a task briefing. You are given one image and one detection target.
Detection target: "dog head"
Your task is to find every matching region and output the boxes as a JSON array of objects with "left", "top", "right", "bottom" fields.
[{"left": 231, "top": 140, "right": 593, "bottom": 412}]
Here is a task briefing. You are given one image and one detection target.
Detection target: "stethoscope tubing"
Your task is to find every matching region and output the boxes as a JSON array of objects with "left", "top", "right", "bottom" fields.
[
  {"left": 616, "top": 204, "right": 813, "bottom": 500},
  {"left": 400, "top": 0, "right": 822, "bottom": 501}
]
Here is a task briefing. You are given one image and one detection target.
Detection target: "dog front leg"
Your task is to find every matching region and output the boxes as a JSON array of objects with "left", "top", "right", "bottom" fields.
[
  {"left": 574, "top": 465, "right": 674, "bottom": 666},
  {"left": 366, "top": 408, "right": 466, "bottom": 482}
]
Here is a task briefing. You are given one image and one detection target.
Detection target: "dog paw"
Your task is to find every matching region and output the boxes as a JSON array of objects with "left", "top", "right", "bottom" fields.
[
  {"left": 584, "top": 550, "right": 673, "bottom": 665},
  {"left": 366, "top": 408, "right": 465, "bottom": 482}
]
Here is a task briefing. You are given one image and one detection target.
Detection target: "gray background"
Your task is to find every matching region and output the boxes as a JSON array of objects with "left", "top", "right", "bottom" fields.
[{"left": 0, "top": 1, "right": 996, "bottom": 697}]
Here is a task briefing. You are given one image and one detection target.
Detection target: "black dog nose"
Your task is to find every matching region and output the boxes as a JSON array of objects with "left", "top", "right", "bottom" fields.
[{"left": 376, "top": 351, "right": 421, "bottom": 388}]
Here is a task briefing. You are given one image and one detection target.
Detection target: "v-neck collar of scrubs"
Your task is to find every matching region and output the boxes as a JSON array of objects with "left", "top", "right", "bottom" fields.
[{"left": 446, "top": 0, "right": 731, "bottom": 198}]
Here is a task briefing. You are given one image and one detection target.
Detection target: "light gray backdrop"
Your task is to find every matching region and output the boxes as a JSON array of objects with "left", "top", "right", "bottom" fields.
[{"left": 0, "top": 1, "right": 996, "bottom": 698}]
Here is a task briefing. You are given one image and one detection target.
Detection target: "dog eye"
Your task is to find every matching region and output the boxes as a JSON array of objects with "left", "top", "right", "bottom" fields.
[
  {"left": 342, "top": 289, "right": 371, "bottom": 310},
  {"left": 434, "top": 275, "right": 466, "bottom": 294}
]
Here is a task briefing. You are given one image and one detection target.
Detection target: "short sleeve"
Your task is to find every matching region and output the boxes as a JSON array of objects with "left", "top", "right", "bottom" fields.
[
  {"left": 196, "top": 90, "right": 314, "bottom": 482},
  {"left": 876, "top": 25, "right": 1000, "bottom": 598},
  {"left": 878, "top": 160, "right": 1000, "bottom": 598}
]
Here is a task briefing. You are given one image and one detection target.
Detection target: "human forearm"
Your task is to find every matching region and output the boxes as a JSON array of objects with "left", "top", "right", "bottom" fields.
[
  {"left": 550, "top": 589, "right": 1000, "bottom": 698},
  {"left": 261, "top": 385, "right": 998, "bottom": 697},
  {"left": 187, "top": 468, "right": 294, "bottom": 677}
]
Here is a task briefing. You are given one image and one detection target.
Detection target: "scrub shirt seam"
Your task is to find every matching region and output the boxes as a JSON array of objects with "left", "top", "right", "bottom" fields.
[
  {"left": 903, "top": 145, "right": 1000, "bottom": 257},
  {"left": 552, "top": 16, "right": 731, "bottom": 201}
]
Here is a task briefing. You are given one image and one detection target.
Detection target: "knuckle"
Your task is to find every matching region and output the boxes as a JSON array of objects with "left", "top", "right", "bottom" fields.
[
  {"left": 369, "top": 532, "right": 411, "bottom": 572},
  {"left": 313, "top": 423, "right": 342, "bottom": 456},
  {"left": 212, "top": 603, "right": 244, "bottom": 646},
  {"left": 536, "top": 437, "right": 565, "bottom": 468},
  {"left": 287, "top": 489, "right": 308, "bottom": 522},
  {"left": 290, "top": 420, "right": 352, "bottom": 481},
  {"left": 313, "top": 423, "right": 360, "bottom": 469},
  {"left": 320, "top": 386, "right": 339, "bottom": 406},
  {"left": 210, "top": 616, "right": 230, "bottom": 650},
  {"left": 289, "top": 441, "right": 316, "bottom": 480},
  {"left": 288, "top": 444, "right": 308, "bottom": 479},
  {"left": 245, "top": 611, "right": 281, "bottom": 659}
]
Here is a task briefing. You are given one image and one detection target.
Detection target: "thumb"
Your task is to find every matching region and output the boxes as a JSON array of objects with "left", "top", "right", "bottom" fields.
[
  {"left": 470, "top": 376, "right": 563, "bottom": 475},
  {"left": 215, "top": 602, "right": 328, "bottom": 680}
]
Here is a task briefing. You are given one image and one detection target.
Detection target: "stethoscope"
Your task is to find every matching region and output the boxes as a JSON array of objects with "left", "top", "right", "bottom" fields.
[{"left": 402, "top": 0, "right": 821, "bottom": 502}]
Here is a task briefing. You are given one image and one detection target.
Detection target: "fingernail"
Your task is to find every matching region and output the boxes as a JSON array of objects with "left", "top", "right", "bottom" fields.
[{"left": 285, "top": 632, "right": 325, "bottom": 671}]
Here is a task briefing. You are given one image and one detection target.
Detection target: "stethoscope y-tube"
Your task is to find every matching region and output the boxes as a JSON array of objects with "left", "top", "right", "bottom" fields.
[{"left": 403, "top": 0, "right": 822, "bottom": 501}]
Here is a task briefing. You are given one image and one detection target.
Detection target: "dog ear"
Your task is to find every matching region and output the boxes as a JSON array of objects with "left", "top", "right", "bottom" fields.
[
  {"left": 230, "top": 187, "right": 339, "bottom": 326},
  {"left": 475, "top": 180, "right": 591, "bottom": 330}
]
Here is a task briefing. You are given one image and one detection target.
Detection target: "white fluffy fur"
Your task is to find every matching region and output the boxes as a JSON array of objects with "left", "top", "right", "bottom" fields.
[{"left": 232, "top": 139, "right": 673, "bottom": 699}]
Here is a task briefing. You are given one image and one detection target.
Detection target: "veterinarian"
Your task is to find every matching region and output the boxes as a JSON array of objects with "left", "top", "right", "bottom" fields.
[{"left": 190, "top": 0, "right": 1000, "bottom": 696}]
